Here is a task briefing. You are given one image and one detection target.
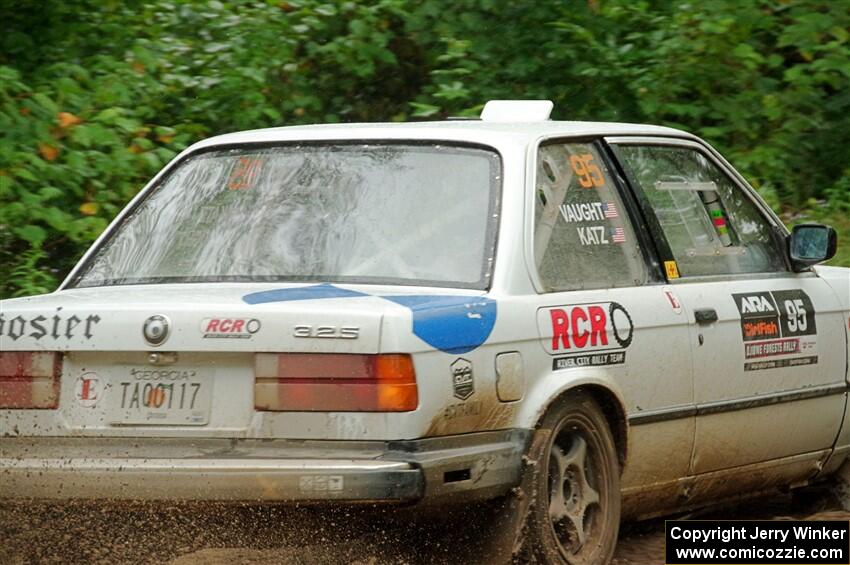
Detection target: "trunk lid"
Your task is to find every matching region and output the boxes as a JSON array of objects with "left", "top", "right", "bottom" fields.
[
  {"left": 1, "top": 283, "right": 391, "bottom": 353},
  {"left": 1, "top": 283, "right": 489, "bottom": 440}
]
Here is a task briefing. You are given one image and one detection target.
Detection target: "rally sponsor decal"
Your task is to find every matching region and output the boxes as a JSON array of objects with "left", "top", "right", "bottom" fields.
[
  {"left": 745, "top": 356, "right": 818, "bottom": 372},
  {"left": 538, "top": 302, "right": 634, "bottom": 370},
  {"left": 734, "top": 290, "right": 817, "bottom": 340},
  {"left": 733, "top": 290, "right": 818, "bottom": 371},
  {"left": 74, "top": 372, "right": 102, "bottom": 407},
  {"left": 200, "top": 317, "right": 261, "bottom": 339},
  {"left": 553, "top": 351, "right": 626, "bottom": 370},
  {"left": 451, "top": 358, "right": 474, "bottom": 400},
  {"left": 744, "top": 338, "right": 800, "bottom": 359},
  {"left": 0, "top": 309, "right": 101, "bottom": 341}
]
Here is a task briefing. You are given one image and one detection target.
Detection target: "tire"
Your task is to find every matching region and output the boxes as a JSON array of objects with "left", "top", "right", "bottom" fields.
[{"left": 524, "top": 391, "right": 621, "bottom": 564}]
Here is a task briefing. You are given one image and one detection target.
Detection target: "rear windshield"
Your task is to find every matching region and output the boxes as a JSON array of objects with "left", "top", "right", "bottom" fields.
[{"left": 72, "top": 143, "right": 501, "bottom": 289}]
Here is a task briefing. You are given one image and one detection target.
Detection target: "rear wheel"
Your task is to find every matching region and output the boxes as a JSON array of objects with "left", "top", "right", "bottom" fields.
[{"left": 525, "top": 392, "right": 621, "bottom": 564}]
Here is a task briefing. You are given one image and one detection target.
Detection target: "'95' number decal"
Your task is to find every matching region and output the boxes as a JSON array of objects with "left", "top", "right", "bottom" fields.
[
  {"left": 733, "top": 290, "right": 816, "bottom": 341},
  {"left": 784, "top": 298, "right": 807, "bottom": 332},
  {"left": 569, "top": 154, "right": 605, "bottom": 188}
]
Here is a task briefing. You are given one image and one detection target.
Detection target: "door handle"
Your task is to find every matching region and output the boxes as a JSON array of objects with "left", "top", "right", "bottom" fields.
[{"left": 694, "top": 308, "right": 718, "bottom": 325}]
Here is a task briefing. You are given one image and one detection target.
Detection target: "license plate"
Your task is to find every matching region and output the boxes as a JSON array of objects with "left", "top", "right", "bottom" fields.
[{"left": 108, "top": 367, "right": 212, "bottom": 425}]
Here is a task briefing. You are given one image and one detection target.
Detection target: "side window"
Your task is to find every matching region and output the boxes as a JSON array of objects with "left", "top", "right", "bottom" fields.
[
  {"left": 533, "top": 142, "right": 647, "bottom": 291},
  {"left": 614, "top": 145, "right": 786, "bottom": 277}
]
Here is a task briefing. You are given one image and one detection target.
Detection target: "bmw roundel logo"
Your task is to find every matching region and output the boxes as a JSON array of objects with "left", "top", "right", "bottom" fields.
[{"left": 143, "top": 315, "right": 170, "bottom": 346}]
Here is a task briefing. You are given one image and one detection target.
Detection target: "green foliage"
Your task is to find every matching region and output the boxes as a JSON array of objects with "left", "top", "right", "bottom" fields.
[
  {"left": 412, "top": 0, "right": 850, "bottom": 208},
  {"left": 0, "top": 0, "right": 416, "bottom": 297},
  {"left": 8, "top": 248, "right": 55, "bottom": 297},
  {"left": 1, "top": 0, "right": 848, "bottom": 297}
]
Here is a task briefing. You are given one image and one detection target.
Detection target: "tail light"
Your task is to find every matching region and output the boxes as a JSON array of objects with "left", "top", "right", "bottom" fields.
[
  {"left": 0, "top": 351, "right": 61, "bottom": 409},
  {"left": 254, "top": 353, "right": 418, "bottom": 412}
]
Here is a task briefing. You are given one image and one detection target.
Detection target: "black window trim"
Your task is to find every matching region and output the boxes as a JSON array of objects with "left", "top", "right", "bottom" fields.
[
  {"left": 596, "top": 139, "right": 666, "bottom": 283},
  {"left": 64, "top": 139, "right": 505, "bottom": 292},
  {"left": 527, "top": 135, "right": 663, "bottom": 294}
]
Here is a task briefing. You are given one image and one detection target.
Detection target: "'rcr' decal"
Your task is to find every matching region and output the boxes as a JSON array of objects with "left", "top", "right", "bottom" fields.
[{"left": 537, "top": 302, "right": 633, "bottom": 355}]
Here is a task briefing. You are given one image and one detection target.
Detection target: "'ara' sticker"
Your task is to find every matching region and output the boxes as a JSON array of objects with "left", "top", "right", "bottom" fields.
[{"left": 732, "top": 289, "right": 818, "bottom": 371}]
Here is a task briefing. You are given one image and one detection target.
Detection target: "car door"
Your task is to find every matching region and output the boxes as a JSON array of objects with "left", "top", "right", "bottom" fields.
[
  {"left": 529, "top": 139, "right": 696, "bottom": 510},
  {"left": 608, "top": 137, "right": 847, "bottom": 477}
]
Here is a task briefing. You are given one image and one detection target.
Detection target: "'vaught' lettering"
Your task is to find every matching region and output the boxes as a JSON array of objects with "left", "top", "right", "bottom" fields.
[{"left": 559, "top": 202, "right": 606, "bottom": 223}]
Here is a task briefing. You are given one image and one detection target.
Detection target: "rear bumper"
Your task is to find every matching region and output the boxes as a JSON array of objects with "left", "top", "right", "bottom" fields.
[{"left": 0, "top": 429, "right": 530, "bottom": 503}]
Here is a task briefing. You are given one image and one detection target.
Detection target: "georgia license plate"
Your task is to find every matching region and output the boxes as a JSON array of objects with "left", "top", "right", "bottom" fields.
[{"left": 108, "top": 367, "right": 212, "bottom": 425}]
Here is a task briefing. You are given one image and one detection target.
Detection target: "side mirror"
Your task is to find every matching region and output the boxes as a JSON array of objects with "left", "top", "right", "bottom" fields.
[{"left": 787, "top": 223, "right": 837, "bottom": 272}]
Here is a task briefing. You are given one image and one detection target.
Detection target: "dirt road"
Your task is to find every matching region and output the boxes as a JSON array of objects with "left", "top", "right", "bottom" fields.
[{"left": 1, "top": 489, "right": 846, "bottom": 564}]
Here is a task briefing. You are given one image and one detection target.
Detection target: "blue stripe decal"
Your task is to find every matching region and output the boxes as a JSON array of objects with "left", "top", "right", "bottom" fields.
[
  {"left": 242, "top": 285, "right": 497, "bottom": 353},
  {"left": 242, "top": 283, "right": 369, "bottom": 305},
  {"left": 380, "top": 296, "right": 497, "bottom": 354}
]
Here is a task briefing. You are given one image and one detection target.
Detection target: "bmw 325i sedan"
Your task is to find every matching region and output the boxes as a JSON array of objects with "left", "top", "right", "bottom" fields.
[{"left": 1, "top": 100, "right": 848, "bottom": 564}]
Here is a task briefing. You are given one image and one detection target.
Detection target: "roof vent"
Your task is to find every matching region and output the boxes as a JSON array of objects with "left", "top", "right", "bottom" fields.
[{"left": 480, "top": 100, "right": 554, "bottom": 122}]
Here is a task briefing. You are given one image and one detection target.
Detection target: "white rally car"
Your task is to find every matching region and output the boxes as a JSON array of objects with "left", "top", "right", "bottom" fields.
[{"left": 2, "top": 100, "right": 849, "bottom": 563}]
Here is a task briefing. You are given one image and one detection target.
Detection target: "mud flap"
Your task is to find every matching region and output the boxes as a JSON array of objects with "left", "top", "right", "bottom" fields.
[{"left": 481, "top": 428, "right": 552, "bottom": 563}]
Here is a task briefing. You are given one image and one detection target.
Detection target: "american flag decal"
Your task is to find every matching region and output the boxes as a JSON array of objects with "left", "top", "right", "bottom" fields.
[
  {"left": 602, "top": 202, "right": 619, "bottom": 218},
  {"left": 610, "top": 227, "right": 626, "bottom": 243}
]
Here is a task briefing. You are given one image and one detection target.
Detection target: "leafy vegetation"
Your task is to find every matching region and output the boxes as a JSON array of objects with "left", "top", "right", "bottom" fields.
[{"left": 1, "top": 0, "right": 848, "bottom": 297}]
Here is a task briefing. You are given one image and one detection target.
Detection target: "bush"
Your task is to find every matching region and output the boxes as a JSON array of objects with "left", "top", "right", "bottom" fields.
[{"left": 0, "top": 0, "right": 418, "bottom": 297}]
